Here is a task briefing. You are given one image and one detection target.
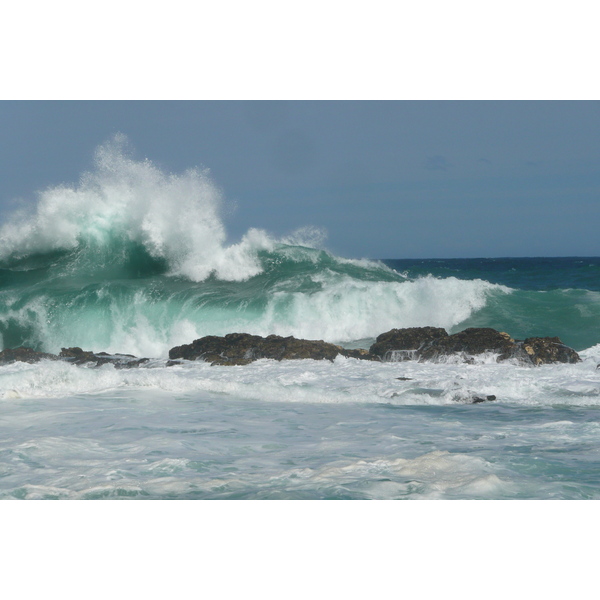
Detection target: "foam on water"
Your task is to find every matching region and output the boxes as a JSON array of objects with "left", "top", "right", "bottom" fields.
[{"left": 2, "top": 351, "right": 600, "bottom": 407}]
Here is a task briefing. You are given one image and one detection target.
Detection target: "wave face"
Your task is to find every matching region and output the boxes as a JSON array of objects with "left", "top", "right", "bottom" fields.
[{"left": 1, "top": 137, "right": 598, "bottom": 357}]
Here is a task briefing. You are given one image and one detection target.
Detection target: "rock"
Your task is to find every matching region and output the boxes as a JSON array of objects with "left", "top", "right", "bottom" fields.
[
  {"left": 419, "top": 328, "right": 516, "bottom": 362},
  {"left": 369, "top": 326, "right": 580, "bottom": 365},
  {"left": 114, "top": 358, "right": 150, "bottom": 369},
  {"left": 59, "top": 347, "right": 149, "bottom": 368},
  {"left": 338, "top": 348, "right": 380, "bottom": 361},
  {"left": 168, "top": 333, "right": 368, "bottom": 365},
  {"left": 60, "top": 347, "right": 110, "bottom": 366},
  {"left": 0, "top": 347, "right": 58, "bottom": 365},
  {"left": 369, "top": 327, "right": 448, "bottom": 361},
  {"left": 518, "top": 337, "right": 581, "bottom": 365},
  {"left": 471, "top": 395, "right": 497, "bottom": 404}
]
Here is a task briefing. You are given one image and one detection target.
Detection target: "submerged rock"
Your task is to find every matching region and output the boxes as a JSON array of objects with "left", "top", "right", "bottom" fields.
[{"left": 168, "top": 333, "right": 379, "bottom": 365}]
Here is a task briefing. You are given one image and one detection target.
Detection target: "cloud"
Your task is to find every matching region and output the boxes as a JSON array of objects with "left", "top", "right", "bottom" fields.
[{"left": 425, "top": 155, "right": 452, "bottom": 171}]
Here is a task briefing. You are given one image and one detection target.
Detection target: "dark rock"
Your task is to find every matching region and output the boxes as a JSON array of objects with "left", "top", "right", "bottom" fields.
[
  {"left": 368, "top": 326, "right": 580, "bottom": 366},
  {"left": 59, "top": 347, "right": 149, "bottom": 368},
  {"left": 471, "top": 395, "right": 497, "bottom": 404},
  {"left": 369, "top": 327, "right": 448, "bottom": 361},
  {"left": 518, "top": 337, "right": 581, "bottom": 365},
  {"left": 396, "top": 377, "right": 413, "bottom": 381},
  {"left": 419, "top": 328, "right": 516, "bottom": 362},
  {"left": 168, "top": 333, "right": 361, "bottom": 365},
  {"left": 0, "top": 347, "right": 58, "bottom": 365},
  {"left": 114, "top": 358, "right": 150, "bottom": 369},
  {"left": 338, "top": 348, "right": 380, "bottom": 361},
  {"left": 60, "top": 347, "right": 111, "bottom": 366}
]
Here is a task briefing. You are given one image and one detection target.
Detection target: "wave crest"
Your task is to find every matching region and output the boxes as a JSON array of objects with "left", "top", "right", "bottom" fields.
[{"left": 0, "top": 134, "right": 276, "bottom": 282}]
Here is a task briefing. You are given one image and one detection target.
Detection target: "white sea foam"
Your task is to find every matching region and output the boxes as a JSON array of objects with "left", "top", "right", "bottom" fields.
[
  {"left": 2, "top": 356, "right": 600, "bottom": 499},
  {"left": 0, "top": 134, "right": 276, "bottom": 282},
  {"left": 2, "top": 351, "right": 600, "bottom": 408},
  {"left": 255, "top": 274, "right": 511, "bottom": 342}
]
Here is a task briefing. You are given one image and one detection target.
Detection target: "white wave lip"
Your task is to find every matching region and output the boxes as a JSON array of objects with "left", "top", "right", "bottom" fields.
[{"left": 257, "top": 274, "right": 512, "bottom": 343}]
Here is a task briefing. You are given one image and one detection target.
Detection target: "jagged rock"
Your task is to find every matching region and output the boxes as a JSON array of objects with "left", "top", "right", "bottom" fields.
[
  {"left": 168, "top": 333, "right": 371, "bottom": 365},
  {"left": 518, "top": 337, "right": 580, "bottom": 365},
  {"left": 369, "top": 327, "right": 448, "bottom": 361},
  {"left": 419, "top": 328, "right": 516, "bottom": 362},
  {"left": 0, "top": 347, "right": 58, "bottom": 364}
]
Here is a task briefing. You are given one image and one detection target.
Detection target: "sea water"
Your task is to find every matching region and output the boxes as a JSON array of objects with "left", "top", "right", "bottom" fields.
[{"left": 1, "top": 136, "right": 600, "bottom": 499}]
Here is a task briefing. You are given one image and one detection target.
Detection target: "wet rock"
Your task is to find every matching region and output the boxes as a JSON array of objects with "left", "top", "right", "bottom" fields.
[
  {"left": 369, "top": 327, "right": 448, "bottom": 361},
  {"left": 369, "top": 326, "right": 580, "bottom": 365},
  {"left": 0, "top": 347, "right": 58, "bottom": 365},
  {"left": 518, "top": 337, "right": 581, "bottom": 365},
  {"left": 114, "top": 358, "right": 150, "bottom": 369},
  {"left": 338, "top": 348, "right": 380, "bottom": 361},
  {"left": 168, "top": 333, "right": 369, "bottom": 365},
  {"left": 419, "top": 328, "right": 516, "bottom": 362},
  {"left": 471, "top": 395, "right": 497, "bottom": 404},
  {"left": 59, "top": 347, "right": 149, "bottom": 368}
]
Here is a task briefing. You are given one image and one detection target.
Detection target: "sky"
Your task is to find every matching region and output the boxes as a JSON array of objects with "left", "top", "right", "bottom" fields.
[{"left": 1, "top": 100, "right": 599, "bottom": 259}]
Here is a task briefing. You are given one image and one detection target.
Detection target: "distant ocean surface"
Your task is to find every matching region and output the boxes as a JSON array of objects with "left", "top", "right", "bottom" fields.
[{"left": 1, "top": 138, "right": 600, "bottom": 499}]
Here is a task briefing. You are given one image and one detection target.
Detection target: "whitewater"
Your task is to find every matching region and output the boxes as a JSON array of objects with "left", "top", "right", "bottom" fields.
[{"left": 2, "top": 136, "right": 600, "bottom": 499}]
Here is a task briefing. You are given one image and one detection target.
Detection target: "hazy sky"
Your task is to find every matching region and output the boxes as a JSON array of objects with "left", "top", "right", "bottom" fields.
[{"left": 1, "top": 100, "right": 599, "bottom": 258}]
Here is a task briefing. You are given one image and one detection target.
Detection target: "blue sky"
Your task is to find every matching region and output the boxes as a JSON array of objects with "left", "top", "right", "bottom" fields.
[{"left": 1, "top": 100, "right": 599, "bottom": 258}]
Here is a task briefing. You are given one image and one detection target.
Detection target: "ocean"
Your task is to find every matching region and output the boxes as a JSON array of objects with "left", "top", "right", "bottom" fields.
[{"left": 1, "top": 139, "right": 600, "bottom": 500}]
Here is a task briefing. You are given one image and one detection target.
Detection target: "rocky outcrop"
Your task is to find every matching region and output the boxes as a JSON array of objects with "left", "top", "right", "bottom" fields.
[
  {"left": 370, "top": 327, "right": 580, "bottom": 366},
  {"left": 0, "top": 346, "right": 58, "bottom": 365},
  {"left": 0, "top": 327, "right": 581, "bottom": 369},
  {"left": 168, "top": 333, "right": 378, "bottom": 365}
]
